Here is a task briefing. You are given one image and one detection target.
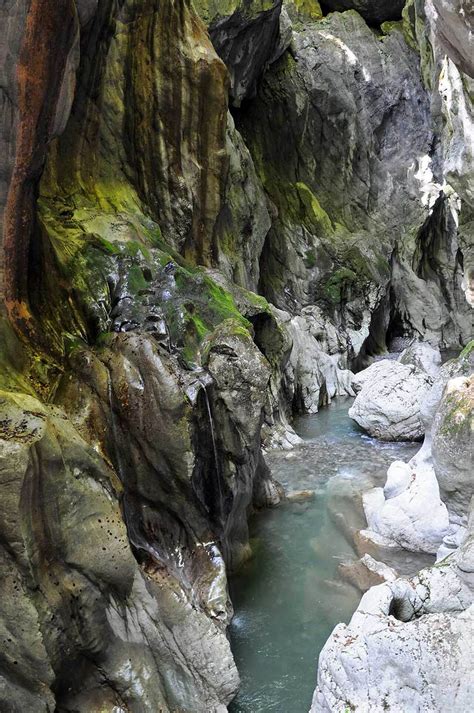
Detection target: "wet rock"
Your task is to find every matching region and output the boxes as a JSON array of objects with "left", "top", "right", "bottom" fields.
[
  {"left": 286, "top": 489, "right": 315, "bottom": 503},
  {"left": 339, "top": 554, "right": 398, "bottom": 592},
  {"left": 203, "top": 318, "right": 282, "bottom": 565}
]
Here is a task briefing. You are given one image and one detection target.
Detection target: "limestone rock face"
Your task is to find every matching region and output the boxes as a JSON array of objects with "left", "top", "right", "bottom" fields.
[
  {"left": 286, "top": 311, "right": 354, "bottom": 414},
  {"left": 216, "top": 114, "right": 272, "bottom": 291},
  {"left": 432, "top": 372, "right": 474, "bottom": 520},
  {"left": 0, "top": 0, "right": 473, "bottom": 710},
  {"left": 313, "top": 533, "right": 474, "bottom": 712},
  {"left": 56, "top": 326, "right": 278, "bottom": 574},
  {"left": 0, "top": 390, "right": 239, "bottom": 712},
  {"left": 1, "top": 0, "right": 80, "bottom": 331},
  {"left": 429, "top": 0, "right": 474, "bottom": 78},
  {"left": 237, "top": 10, "right": 472, "bottom": 359},
  {"left": 201, "top": 0, "right": 285, "bottom": 106}
]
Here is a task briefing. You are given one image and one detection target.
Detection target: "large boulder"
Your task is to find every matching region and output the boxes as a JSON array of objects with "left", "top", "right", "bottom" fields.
[
  {"left": 361, "top": 457, "right": 450, "bottom": 553},
  {"left": 349, "top": 360, "right": 433, "bottom": 441},
  {"left": 313, "top": 544, "right": 473, "bottom": 711},
  {"left": 355, "top": 344, "right": 473, "bottom": 554}
]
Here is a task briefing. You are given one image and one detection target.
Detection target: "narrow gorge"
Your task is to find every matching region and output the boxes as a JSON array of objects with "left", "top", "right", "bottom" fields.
[{"left": 0, "top": 0, "right": 472, "bottom": 711}]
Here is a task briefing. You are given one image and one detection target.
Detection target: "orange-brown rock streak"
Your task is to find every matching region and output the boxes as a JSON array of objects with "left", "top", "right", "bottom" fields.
[{"left": 3, "top": 0, "right": 78, "bottom": 336}]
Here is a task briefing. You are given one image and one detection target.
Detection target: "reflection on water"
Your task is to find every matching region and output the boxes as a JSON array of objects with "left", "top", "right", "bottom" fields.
[{"left": 229, "top": 397, "right": 421, "bottom": 713}]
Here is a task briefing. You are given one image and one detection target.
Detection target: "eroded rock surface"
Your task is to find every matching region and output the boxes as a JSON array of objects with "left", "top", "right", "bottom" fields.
[
  {"left": 0, "top": 391, "right": 239, "bottom": 712},
  {"left": 313, "top": 530, "right": 474, "bottom": 712},
  {"left": 0, "top": 0, "right": 473, "bottom": 710}
]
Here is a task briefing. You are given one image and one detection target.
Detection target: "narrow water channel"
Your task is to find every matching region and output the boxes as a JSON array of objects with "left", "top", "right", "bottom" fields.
[{"left": 229, "top": 397, "right": 424, "bottom": 713}]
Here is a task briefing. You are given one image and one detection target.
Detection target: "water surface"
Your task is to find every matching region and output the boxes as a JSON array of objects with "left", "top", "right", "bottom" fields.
[{"left": 229, "top": 397, "right": 422, "bottom": 713}]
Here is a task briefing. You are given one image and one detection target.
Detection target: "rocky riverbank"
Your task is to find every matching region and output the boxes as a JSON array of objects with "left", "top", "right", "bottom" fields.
[
  {"left": 313, "top": 343, "right": 474, "bottom": 712},
  {"left": 0, "top": 0, "right": 472, "bottom": 710}
]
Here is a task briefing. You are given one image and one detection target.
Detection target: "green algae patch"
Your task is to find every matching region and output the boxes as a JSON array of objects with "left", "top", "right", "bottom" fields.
[
  {"left": 295, "top": 183, "right": 334, "bottom": 235},
  {"left": 459, "top": 340, "right": 474, "bottom": 360},
  {"left": 169, "top": 269, "right": 251, "bottom": 365},
  {"left": 380, "top": 20, "right": 403, "bottom": 35},
  {"left": 438, "top": 385, "right": 473, "bottom": 439},
  {"left": 285, "top": 0, "right": 323, "bottom": 26},
  {"left": 0, "top": 317, "right": 60, "bottom": 399},
  {"left": 194, "top": 0, "right": 277, "bottom": 24},
  {"left": 324, "top": 268, "right": 358, "bottom": 304}
]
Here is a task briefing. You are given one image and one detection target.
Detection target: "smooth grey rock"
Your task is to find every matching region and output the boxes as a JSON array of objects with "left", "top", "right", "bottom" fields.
[
  {"left": 287, "top": 312, "right": 354, "bottom": 414},
  {"left": 398, "top": 340, "right": 441, "bottom": 378},
  {"left": 217, "top": 113, "right": 272, "bottom": 291},
  {"left": 362, "top": 459, "right": 449, "bottom": 553},
  {"left": 0, "top": 391, "right": 239, "bottom": 713},
  {"left": 429, "top": 0, "right": 474, "bottom": 78},
  {"left": 349, "top": 360, "right": 433, "bottom": 441}
]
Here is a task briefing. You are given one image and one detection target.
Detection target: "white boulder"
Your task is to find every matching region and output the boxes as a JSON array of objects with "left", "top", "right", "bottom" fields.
[
  {"left": 312, "top": 528, "right": 474, "bottom": 712},
  {"left": 349, "top": 360, "right": 433, "bottom": 441}
]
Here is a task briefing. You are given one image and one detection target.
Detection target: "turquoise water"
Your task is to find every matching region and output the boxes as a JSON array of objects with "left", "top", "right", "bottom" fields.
[{"left": 229, "top": 397, "right": 422, "bottom": 713}]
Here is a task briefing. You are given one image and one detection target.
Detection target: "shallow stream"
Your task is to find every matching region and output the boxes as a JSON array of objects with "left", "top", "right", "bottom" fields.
[{"left": 229, "top": 397, "right": 427, "bottom": 713}]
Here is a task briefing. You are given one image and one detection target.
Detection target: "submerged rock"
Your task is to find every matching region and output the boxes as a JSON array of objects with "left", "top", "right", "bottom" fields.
[{"left": 338, "top": 554, "right": 398, "bottom": 592}]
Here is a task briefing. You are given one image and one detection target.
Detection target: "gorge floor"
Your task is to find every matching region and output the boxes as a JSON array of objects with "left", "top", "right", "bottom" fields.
[{"left": 228, "top": 397, "right": 430, "bottom": 713}]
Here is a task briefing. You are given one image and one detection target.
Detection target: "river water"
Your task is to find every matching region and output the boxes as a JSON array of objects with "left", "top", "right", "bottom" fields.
[{"left": 228, "top": 397, "right": 425, "bottom": 713}]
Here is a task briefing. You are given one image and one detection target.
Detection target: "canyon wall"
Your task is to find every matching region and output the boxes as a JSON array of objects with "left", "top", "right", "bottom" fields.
[{"left": 0, "top": 0, "right": 472, "bottom": 710}]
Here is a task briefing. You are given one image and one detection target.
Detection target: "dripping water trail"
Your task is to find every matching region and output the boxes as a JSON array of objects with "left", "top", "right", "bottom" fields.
[
  {"left": 201, "top": 383, "right": 225, "bottom": 529},
  {"left": 107, "top": 374, "right": 127, "bottom": 484}
]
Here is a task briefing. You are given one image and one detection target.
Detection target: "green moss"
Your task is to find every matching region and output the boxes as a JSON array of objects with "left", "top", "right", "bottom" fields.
[
  {"left": 304, "top": 249, "right": 317, "bottom": 268},
  {"left": 439, "top": 391, "right": 472, "bottom": 438},
  {"left": 194, "top": 0, "right": 277, "bottom": 24},
  {"left": 127, "top": 264, "right": 149, "bottom": 293},
  {"left": 324, "top": 267, "right": 358, "bottom": 303},
  {"left": 459, "top": 340, "right": 474, "bottom": 360},
  {"left": 285, "top": 0, "right": 323, "bottom": 25},
  {"left": 295, "top": 182, "right": 334, "bottom": 235},
  {"left": 380, "top": 20, "right": 403, "bottom": 35}
]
